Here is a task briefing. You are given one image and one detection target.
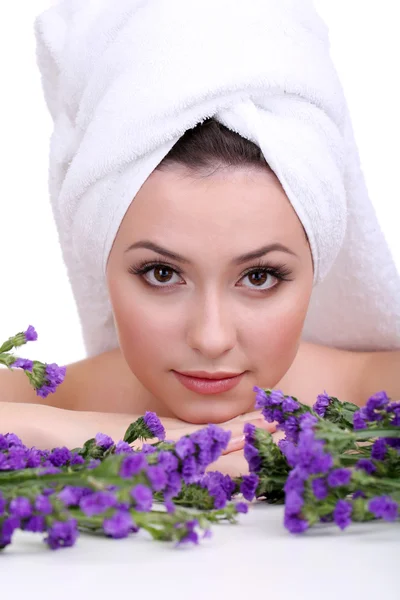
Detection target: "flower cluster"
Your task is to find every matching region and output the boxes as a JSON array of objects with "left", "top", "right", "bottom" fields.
[
  {"left": 0, "top": 326, "right": 66, "bottom": 398},
  {"left": 248, "top": 386, "right": 400, "bottom": 534},
  {"left": 0, "top": 411, "right": 246, "bottom": 551}
]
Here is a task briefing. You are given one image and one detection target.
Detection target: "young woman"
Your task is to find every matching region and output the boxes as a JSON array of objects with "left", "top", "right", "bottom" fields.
[
  {"left": 2, "top": 1, "right": 400, "bottom": 476},
  {"left": 1, "top": 120, "right": 400, "bottom": 476}
]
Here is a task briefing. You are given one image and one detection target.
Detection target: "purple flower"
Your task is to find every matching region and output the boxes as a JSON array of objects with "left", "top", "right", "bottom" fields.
[
  {"left": 299, "top": 413, "right": 319, "bottom": 429},
  {"left": 182, "top": 455, "right": 198, "bottom": 484},
  {"left": 23, "top": 516, "right": 46, "bottom": 533},
  {"left": 141, "top": 444, "right": 157, "bottom": 454},
  {"left": 355, "top": 459, "right": 376, "bottom": 475},
  {"left": 0, "top": 516, "right": 20, "bottom": 547},
  {"left": 103, "top": 510, "right": 135, "bottom": 539},
  {"left": 114, "top": 441, "right": 133, "bottom": 454},
  {"left": 39, "top": 465, "right": 61, "bottom": 476},
  {"left": 327, "top": 468, "right": 352, "bottom": 488},
  {"left": 253, "top": 386, "right": 269, "bottom": 409},
  {"left": 57, "top": 486, "right": 91, "bottom": 507},
  {"left": 95, "top": 432, "right": 114, "bottom": 450},
  {"left": 5, "top": 446, "right": 28, "bottom": 471},
  {"left": 34, "top": 494, "right": 53, "bottom": 515},
  {"left": 385, "top": 437, "right": 400, "bottom": 449},
  {"left": 284, "top": 467, "right": 308, "bottom": 495},
  {"left": 240, "top": 474, "right": 259, "bottom": 501},
  {"left": 80, "top": 491, "right": 117, "bottom": 517},
  {"left": 5, "top": 433, "right": 23, "bottom": 447},
  {"left": 284, "top": 513, "right": 309, "bottom": 534},
  {"left": 386, "top": 402, "right": 400, "bottom": 426},
  {"left": 368, "top": 496, "right": 399, "bottom": 522},
  {"left": 175, "top": 437, "right": 195, "bottom": 460},
  {"left": 281, "top": 415, "right": 301, "bottom": 443},
  {"left": 353, "top": 490, "right": 366, "bottom": 499},
  {"left": 177, "top": 520, "right": 199, "bottom": 545},
  {"left": 254, "top": 387, "right": 290, "bottom": 424},
  {"left": 205, "top": 424, "right": 231, "bottom": 462},
  {"left": 365, "top": 391, "right": 389, "bottom": 419},
  {"left": 165, "top": 499, "right": 176, "bottom": 514},
  {"left": 311, "top": 477, "right": 328, "bottom": 500},
  {"left": 24, "top": 325, "right": 38, "bottom": 342},
  {"left": 187, "top": 425, "right": 230, "bottom": 471},
  {"left": 282, "top": 396, "right": 301, "bottom": 413},
  {"left": 235, "top": 502, "right": 249, "bottom": 514},
  {"left": 9, "top": 497, "right": 32, "bottom": 519},
  {"left": 164, "top": 471, "right": 182, "bottom": 500},
  {"left": 49, "top": 447, "right": 72, "bottom": 467},
  {"left": 25, "top": 448, "right": 42, "bottom": 468},
  {"left": 119, "top": 453, "right": 147, "bottom": 478},
  {"left": 0, "top": 492, "right": 6, "bottom": 515},
  {"left": 45, "top": 519, "right": 78, "bottom": 550},
  {"left": 12, "top": 358, "right": 34, "bottom": 372},
  {"left": 200, "top": 472, "right": 235, "bottom": 509},
  {"left": 70, "top": 454, "right": 85, "bottom": 466},
  {"left": 333, "top": 499, "right": 352, "bottom": 530},
  {"left": 146, "top": 465, "right": 167, "bottom": 491},
  {"left": 282, "top": 426, "right": 333, "bottom": 476},
  {"left": 131, "top": 484, "right": 153, "bottom": 512},
  {"left": 371, "top": 439, "right": 387, "bottom": 461},
  {"left": 313, "top": 391, "right": 331, "bottom": 418},
  {"left": 36, "top": 363, "right": 67, "bottom": 398},
  {"left": 353, "top": 411, "right": 367, "bottom": 430},
  {"left": 157, "top": 451, "right": 179, "bottom": 473},
  {"left": 143, "top": 412, "right": 166, "bottom": 441},
  {"left": 285, "top": 490, "right": 304, "bottom": 515},
  {"left": 243, "top": 422, "right": 262, "bottom": 473}
]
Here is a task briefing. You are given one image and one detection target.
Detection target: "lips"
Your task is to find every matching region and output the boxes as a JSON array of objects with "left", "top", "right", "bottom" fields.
[{"left": 172, "top": 370, "right": 245, "bottom": 395}]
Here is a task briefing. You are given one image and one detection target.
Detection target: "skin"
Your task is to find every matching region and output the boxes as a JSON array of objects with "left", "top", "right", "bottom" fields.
[{"left": 106, "top": 164, "right": 314, "bottom": 425}]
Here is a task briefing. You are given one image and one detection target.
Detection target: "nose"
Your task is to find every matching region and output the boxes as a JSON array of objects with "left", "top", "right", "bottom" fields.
[{"left": 186, "top": 292, "right": 237, "bottom": 360}]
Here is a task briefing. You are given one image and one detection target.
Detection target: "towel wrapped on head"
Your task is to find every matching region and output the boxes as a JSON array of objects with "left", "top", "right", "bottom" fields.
[{"left": 34, "top": 0, "right": 400, "bottom": 356}]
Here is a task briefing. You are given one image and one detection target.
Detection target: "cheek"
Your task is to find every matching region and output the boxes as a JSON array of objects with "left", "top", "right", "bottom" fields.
[
  {"left": 247, "top": 287, "right": 310, "bottom": 384},
  {"left": 109, "top": 280, "right": 179, "bottom": 371}
]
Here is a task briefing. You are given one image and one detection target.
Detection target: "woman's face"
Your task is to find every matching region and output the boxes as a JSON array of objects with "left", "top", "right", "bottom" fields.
[{"left": 106, "top": 164, "right": 314, "bottom": 423}]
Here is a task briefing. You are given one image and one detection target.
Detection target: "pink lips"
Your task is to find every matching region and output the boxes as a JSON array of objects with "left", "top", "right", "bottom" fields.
[{"left": 172, "top": 370, "right": 245, "bottom": 395}]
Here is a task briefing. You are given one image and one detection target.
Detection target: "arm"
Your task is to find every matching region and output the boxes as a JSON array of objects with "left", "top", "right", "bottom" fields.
[{"left": 0, "top": 400, "right": 140, "bottom": 450}]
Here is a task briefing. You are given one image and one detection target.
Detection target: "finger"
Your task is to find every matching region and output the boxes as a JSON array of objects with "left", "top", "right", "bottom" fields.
[{"left": 224, "top": 411, "right": 277, "bottom": 433}]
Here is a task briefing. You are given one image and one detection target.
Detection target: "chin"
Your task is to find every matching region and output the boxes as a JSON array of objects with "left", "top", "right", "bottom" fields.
[{"left": 168, "top": 398, "right": 251, "bottom": 425}]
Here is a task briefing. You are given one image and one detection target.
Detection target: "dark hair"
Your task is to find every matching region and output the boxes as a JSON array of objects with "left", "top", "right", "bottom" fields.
[{"left": 158, "top": 118, "right": 270, "bottom": 172}]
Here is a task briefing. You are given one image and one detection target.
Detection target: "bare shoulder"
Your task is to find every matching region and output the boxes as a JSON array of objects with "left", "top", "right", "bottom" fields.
[{"left": 276, "top": 341, "right": 368, "bottom": 407}]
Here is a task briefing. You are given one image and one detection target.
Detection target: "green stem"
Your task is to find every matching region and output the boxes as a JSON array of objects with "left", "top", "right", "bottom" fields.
[{"left": 353, "top": 429, "right": 400, "bottom": 441}]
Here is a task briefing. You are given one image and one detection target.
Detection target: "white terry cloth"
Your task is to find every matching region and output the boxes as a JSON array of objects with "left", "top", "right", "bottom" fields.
[{"left": 34, "top": 0, "right": 400, "bottom": 357}]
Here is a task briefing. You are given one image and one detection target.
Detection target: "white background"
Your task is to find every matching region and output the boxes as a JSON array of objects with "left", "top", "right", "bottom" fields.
[{"left": 0, "top": 0, "right": 399, "bottom": 367}]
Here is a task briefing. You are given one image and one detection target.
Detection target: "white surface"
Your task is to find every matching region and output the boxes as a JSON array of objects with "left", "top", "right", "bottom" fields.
[{"left": 2, "top": 504, "right": 399, "bottom": 599}]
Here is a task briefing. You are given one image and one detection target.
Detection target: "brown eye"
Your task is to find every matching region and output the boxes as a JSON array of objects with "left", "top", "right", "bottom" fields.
[
  {"left": 153, "top": 266, "right": 174, "bottom": 283},
  {"left": 239, "top": 268, "right": 278, "bottom": 290},
  {"left": 248, "top": 270, "right": 268, "bottom": 286}
]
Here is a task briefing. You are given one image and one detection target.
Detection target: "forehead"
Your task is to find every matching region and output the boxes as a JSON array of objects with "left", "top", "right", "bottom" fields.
[{"left": 119, "top": 166, "right": 304, "bottom": 247}]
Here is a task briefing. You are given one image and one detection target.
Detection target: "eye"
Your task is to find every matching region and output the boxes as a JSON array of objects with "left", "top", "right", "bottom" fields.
[
  {"left": 238, "top": 266, "right": 288, "bottom": 291},
  {"left": 240, "top": 269, "right": 277, "bottom": 290},
  {"left": 128, "top": 263, "right": 183, "bottom": 287}
]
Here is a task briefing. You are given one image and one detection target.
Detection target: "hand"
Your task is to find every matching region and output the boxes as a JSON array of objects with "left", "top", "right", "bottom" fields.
[{"left": 207, "top": 449, "right": 250, "bottom": 477}]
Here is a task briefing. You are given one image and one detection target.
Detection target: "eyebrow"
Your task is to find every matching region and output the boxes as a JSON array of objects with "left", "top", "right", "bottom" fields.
[{"left": 125, "top": 240, "right": 297, "bottom": 264}]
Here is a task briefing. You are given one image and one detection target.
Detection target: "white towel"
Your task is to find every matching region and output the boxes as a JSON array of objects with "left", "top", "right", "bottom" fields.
[{"left": 34, "top": 0, "right": 400, "bottom": 357}]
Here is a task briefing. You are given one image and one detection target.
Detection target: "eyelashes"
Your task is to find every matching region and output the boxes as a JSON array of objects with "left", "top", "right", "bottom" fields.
[{"left": 128, "top": 258, "right": 293, "bottom": 292}]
